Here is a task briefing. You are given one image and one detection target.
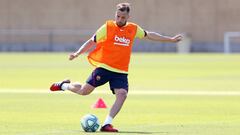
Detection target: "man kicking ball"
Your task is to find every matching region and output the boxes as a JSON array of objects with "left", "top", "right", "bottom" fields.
[{"left": 50, "top": 3, "right": 182, "bottom": 132}]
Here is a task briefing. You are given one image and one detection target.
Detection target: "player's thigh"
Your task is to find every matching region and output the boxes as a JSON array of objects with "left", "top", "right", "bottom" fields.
[
  {"left": 109, "top": 73, "right": 128, "bottom": 94},
  {"left": 86, "top": 67, "right": 110, "bottom": 87}
]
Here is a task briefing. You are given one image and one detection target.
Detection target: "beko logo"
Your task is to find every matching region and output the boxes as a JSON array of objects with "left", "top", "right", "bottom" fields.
[{"left": 114, "top": 35, "right": 130, "bottom": 46}]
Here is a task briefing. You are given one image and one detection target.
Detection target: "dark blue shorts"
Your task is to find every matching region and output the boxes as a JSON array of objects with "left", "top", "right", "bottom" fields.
[{"left": 86, "top": 67, "right": 128, "bottom": 94}]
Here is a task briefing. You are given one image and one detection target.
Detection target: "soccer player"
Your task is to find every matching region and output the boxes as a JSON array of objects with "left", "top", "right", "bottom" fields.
[{"left": 50, "top": 3, "right": 182, "bottom": 132}]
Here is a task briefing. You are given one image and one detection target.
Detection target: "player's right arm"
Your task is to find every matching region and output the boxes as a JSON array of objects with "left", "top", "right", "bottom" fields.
[
  {"left": 69, "top": 38, "right": 96, "bottom": 60},
  {"left": 69, "top": 24, "right": 106, "bottom": 61}
]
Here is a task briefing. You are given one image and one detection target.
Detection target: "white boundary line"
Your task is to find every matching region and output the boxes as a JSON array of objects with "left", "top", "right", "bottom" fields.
[{"left": 1, "top": 89, "right": 240, "bottom": 96}]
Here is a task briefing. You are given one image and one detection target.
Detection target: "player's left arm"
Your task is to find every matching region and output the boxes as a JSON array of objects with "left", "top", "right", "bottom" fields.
[
  {"left": 135, "top": 25, "right": 182, "bottom": 43},
  {"left": 145, "top": 31, "right": 182, "bottom": 43}
]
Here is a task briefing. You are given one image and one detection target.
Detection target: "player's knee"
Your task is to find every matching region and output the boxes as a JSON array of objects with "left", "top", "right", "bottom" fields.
[{"left": 116, "top": 89, "right": 128, "bottom": 99}]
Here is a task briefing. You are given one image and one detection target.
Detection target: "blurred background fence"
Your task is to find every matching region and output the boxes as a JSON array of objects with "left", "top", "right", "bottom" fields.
[
  {"left": 0, "top": 29, "right": 183, "bottom": 52},
  {"left": 0, "top": 0, "right": 240, "bottom": 53},
  {"left": 0, "top": 29, "right": 94, "bottom": 52}
]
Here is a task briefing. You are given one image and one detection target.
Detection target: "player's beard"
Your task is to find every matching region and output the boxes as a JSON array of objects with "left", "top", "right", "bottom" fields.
[{"left": 117, "top": 21, "right": 127, "bottom": 27}]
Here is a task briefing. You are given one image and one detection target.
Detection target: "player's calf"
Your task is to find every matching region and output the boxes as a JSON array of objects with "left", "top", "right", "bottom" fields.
[{"left": 73, "top": 83, "right": 95, "bottom": 95}]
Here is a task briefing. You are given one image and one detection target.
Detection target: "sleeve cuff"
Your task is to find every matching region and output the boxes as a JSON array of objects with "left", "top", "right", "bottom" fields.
[
  {"left": 92, "top": 35, "right": 97, "bottom": 43},
  {"left": 144, "top": 30, "right": 147, "bottom": 37}
]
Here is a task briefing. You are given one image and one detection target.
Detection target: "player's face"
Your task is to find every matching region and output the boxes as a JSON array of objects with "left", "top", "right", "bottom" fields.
[{"left": 115, "top": 10, "right": 129, "bottom": 27}]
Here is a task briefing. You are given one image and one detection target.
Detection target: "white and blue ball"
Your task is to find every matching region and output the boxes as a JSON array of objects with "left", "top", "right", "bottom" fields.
[{"left": 80, "top": 114, "right": 100, "bottom": 132}]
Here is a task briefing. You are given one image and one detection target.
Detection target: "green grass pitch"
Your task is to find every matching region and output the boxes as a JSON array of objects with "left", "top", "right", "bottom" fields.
[{"left": 0, "top": 53, "right": 240, "bottom": 135}]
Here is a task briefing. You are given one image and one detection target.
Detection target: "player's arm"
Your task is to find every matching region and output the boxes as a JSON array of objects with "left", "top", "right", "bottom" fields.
[
  {"left": 69, "top": 24, "right": 106, "bottom": 61},
  {"left": 69, "top": 38, "right": 96, "bottom": 60},
  {"left": 144, "top": 31, "right": 182, "bottom": 43},
  {"left": 135, "top": 25, "right": 182, "bottom": 43}
]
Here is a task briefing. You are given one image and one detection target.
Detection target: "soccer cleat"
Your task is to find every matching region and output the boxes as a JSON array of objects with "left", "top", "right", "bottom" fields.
[
  {"left": 50, "top": 79, "right": 70, "bottom": 91},
  {"left": 100, "top": 124, "right": 118, "bottom": 132}
]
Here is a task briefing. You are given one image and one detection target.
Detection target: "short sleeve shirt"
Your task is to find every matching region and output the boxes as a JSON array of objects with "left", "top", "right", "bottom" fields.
[{"left": 93, "top": 23, "right": 146, "bottom": 43}]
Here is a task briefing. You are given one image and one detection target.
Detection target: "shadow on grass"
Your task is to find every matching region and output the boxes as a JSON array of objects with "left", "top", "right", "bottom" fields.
[
  {"left": 118, "top": 131, "right": 168, "bottom": 134},
  {"left": 78, "top": 131, "right": 168, "bottom": 134}
]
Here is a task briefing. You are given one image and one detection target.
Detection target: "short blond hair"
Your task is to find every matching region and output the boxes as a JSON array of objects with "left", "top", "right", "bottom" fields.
[{"left": 116, "top": 3, "right": 130, "bottom": 13}]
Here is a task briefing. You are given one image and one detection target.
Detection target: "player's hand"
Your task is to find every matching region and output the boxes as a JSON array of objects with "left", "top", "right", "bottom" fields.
[
  {"left": 69, "top": 53, "right": 78, "bottom": 60},
  {"left": 171, "top": 34, "right": 183, "bottom": 43}
]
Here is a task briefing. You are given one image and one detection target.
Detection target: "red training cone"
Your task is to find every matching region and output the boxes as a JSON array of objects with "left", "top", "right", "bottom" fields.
[{"left": 92, "top": 98, "right": 107, "bottom": 109}]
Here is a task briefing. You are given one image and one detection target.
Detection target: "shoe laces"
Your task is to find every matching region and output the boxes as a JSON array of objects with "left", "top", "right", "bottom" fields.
[{"left": 54, "top": 82, "right": 61, "bottom": 86}]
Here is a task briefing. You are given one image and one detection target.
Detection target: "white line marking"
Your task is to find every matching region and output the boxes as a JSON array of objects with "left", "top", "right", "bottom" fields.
[{"left": 1, "top": 89, "right": 240, "bottom": 96}]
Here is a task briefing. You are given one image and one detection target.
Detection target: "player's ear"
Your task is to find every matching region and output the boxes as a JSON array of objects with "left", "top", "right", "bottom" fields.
[{"left": 127, "top": 14, "right": 130, "bottom": 20}]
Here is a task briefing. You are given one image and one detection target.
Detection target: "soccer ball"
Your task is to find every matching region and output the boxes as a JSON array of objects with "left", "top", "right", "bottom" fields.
[{"left": 80, "top": 114, "right": 100, "bottom": 132}]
